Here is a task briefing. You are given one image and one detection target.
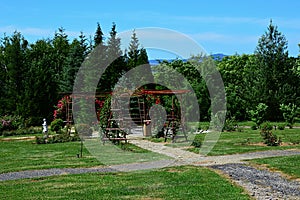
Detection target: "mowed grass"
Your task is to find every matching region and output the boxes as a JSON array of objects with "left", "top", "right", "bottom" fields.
[
  {"left": 185, "top": 128, "right": 300, "bottom": 156},
  {"left": 208, "top": 128, "right": 300, "bottom": 156},
  {"left": 0, "top": 166, "right": 251, "bottom": 200},
  {"left": 249, "top": 155, "right": 300, "bottom": 179},
  {"left": 0, "top": 140, "right": 102, "bottom": 173},
  {"left": 0, "top": 139, "right": 170, "bottom": 174}
]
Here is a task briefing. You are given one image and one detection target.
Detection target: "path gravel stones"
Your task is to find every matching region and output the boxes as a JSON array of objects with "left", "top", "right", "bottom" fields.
[
  {"left": 129, "top": 138, "right": 300, "bottom": 166},
  {"left": 211, "top": 163, "right": 300, "bottom": 200},
  {"left": 129, "top": 138, "right": 300, "bottom": 199},
  {"left": 1, "top": 137, "right": 299, "bottom": 200},
  {"left": 0, "top": 167, "right": 117, "bottom": 181}
]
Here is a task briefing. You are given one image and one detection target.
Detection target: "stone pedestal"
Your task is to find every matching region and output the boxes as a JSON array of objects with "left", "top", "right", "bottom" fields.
[{"left": 143, "top": 120, "right": 151, "bottom": 137}]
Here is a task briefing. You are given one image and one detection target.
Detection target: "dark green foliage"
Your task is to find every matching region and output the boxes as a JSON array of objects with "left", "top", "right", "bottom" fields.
[
  {"left": 260, "top": 122, "right": 273, "bottom": 131},
  {"left": 155, "top": 128, "right": 165, "bottom": 138},
  {"left": 1, "top": 127, "right": 41, "bottom": 137},
  {"left": 126, "top": 30, "right": 154, "bottom": 86},
  {"left": 191, "top": 134, "right": 202, "bottom": 148},
  {"left": 36, "top": 132, "right": 80, "bottom": 144},
  {"left": 97, "top": 23, "right": 124, "bottom": 92},
  {"left": 153, "top": 58, "right": 207, "bottom": 121},
  {"left": 0, "top": 27, "right": 89, "bottom": 125},
  {"left": 98, "top": 95, "right": 125, "bottom": 142},
  {"left": 254, "top": 20, "right": 295, "bottom": 121},
  {"left": 260, "top": 124, "right": 281, "bottom": 146},
  {"left": 99, "top": 95, "right": 111, "bottom": 131},
  {"left": 248, "top": 103, "right": 268, "bottom": 127},
  {"left": 59, "top": 34, "right": 88, "bottom": 93},
  {"left": 117, "top": 142, "right": 150, "bottom": 153},
  {"left": 223, "top": 117, "right": 238, "bottom": 132},
  {"left": 280, "top": 103, "right": 298, "bottom": 128},
  {"left": 52, "top": 28, "right": 70, "bottom": 76},
  {"left": 50, "top": 118, "right": 64, "bottom": 133},
  {"left": 278, "top": 124, "right": 285, "bottom": 130},
  {"left": 94, "top": 22, "right": 104, "bottom": 47},
  {"left": 35, "top": 136, "right": 46, "bottom": 144},
  {"left": 0, "top": 115, "right": 24, "bottom": 132},
  {"left": 217, "top": 54, "right": 252, "bottom": 120},
  {"left": 24, "top": 39, "right": 59, "bottom": 121},
  {"left": 0, "top": 21, "right": 299, "bottom": 127},
  {"left": 1, "top": 32, "right": 28, "bottom": 116}
]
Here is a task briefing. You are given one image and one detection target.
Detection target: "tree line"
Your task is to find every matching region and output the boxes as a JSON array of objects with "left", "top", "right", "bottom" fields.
[
  {"left": 0, "top": 20, "right": 299, "bottom": 127},
  {"left": 153, "top": 21, "right": 300, "bottom": 124},
  {"left": 0, "top": 22, "right": 151, "bottom": 126}
]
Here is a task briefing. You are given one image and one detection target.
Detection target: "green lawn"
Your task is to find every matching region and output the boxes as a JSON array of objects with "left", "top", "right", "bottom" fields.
[
  {"left": 0, "top": 166, "right": 251, "bottom": 200},
  {"left": 0, "top": 140, "right": 102, "bottom": 173},
  {"left": 190, "top": 121, "right": 300, "bottom": 129},
  {"left": 175, "top": 128, "right": 300, "bottom": 156},
  {"left": 249, "top": 155, "right": 300, "bottom": 179},
  {"left": 0, "top": 139, "right": 170, "bottom": 173},
  {"left": 1, "top": 127, "right": 299, "bottom": 199},
  {"left": 206, "top": 128, "right": 300, "bottom": 156}
]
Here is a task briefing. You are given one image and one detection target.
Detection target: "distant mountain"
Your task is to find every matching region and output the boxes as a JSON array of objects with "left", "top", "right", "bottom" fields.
[
  {"left": 149, "top": 53, "right": 227, "bottom": 65},
  {"left": 211, "top": 53, "right": 227, "bottom": 61},
  {"left": 149, "top": 59, "right": 187, "bottom": 66}
]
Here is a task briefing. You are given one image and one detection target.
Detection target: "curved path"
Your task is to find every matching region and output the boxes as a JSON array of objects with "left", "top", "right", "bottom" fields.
[
  {"left": 129, "top": 139, "right": 300, "bottom": 199},
  {"left": 1, "top": 138, "right": 300, "bottom": 199},
  {"left": 128, "top": 138, "right": 300, "bottom": 166}
]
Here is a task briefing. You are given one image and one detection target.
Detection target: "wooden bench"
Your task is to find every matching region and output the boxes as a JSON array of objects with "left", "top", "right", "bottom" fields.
[{"left": 102, "top": 127, "right": 127, "bottom": 144}]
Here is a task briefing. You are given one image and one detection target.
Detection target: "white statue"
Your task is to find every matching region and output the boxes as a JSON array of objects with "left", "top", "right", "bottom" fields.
[{"left": 42, "top": 118, "right": 48, "bottom": 138}]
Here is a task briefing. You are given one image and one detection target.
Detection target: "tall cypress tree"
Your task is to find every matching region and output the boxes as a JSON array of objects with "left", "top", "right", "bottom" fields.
[
  {"left": 94, "top": 22, "right": 104, "bottom": 47},
  {"left": 127, "top": 30, "right": 139, "bottom": 70},
  {"left": 0, "top": 41, "right": 7, "bottom": 115},
  {"left": 106, "top": 22, "right": 122, "bottom": 61},
  {"left": 60, "top": 33, "right": 88, "bottom": 93},
  {"left": 52, "top": 27, "right": 70, "bottom": 83},
  {"left": 254, "top": 20, "right": 291, "bottom": 120},
  {"left": 127, "top": 30, "right": 154, "bottom": 88},
  {"left": 97, "top": 22, "right": 125, "bottom": 92},
  {"left": 2, "top": 32, "right": 28, "bottom": 116},
  {"left": 23, "top": 39, "right": 58, "bottom": 124}
]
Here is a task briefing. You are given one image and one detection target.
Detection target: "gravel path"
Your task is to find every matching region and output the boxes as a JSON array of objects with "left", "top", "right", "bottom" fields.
[
  {"left": 129, "top": 138, "right": 300, "bottom": 199},
  {"left": 211, "top": 163, "right": 300, "bottom": 200},
  {"left": 1, "top": 137, "right": 300, "bottom": 199},
  {"left": 129, "top": 138, "right": 300, "bottom": 166},
  {"left": 0, "top": 159, "right": 181, "bottom": 181},
  {"left": 0, "top": 167, "right": 117, "bottom": 181}
]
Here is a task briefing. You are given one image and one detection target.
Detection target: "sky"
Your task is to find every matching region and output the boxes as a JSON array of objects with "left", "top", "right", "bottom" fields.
[{"left": 1, "top": 0, "right": 300, "bottom": 59}]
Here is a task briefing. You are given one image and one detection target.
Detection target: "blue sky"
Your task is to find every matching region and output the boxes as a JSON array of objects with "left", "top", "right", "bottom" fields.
[{"left": 1, "top": 0, "right": 300, "bottom": 59}]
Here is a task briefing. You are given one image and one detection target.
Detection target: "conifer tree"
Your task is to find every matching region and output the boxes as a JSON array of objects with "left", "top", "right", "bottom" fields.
[
  {"left": 94, "top": 22, "right": 104, "bottom": 47},
  {"left": 23, "top": 39, "right": 58, "bottom": 124},
  {"left": 128, "top": 30, "right": 139, "bottom": 69},
  {"left": 127, "top": 30, "right": 154, "bottom": 88},
  {"left": 60, "top": 33, "right": 88, "bottom": 93},
  {"left": 97, "top": 22, "right": 125, "bottom": 92},
  {"left": 2, "top": 32, "right": 28, "bottom": 115},
  {"left": 0, "top": 41, "right": 6, "bottom": 115},
  {"left": 52, "top": 27, "right": 70, "bottom": 81},
  {"left": 254, "top": 20, "right": 292, "bottom": 120}
]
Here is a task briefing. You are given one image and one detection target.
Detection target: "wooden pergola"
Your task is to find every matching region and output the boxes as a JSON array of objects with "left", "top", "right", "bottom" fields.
[{"left": 61, "top": 89, "right": 190, "bottom": 142}]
